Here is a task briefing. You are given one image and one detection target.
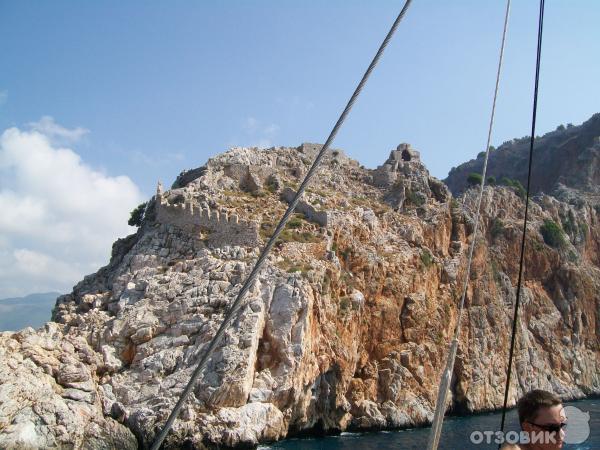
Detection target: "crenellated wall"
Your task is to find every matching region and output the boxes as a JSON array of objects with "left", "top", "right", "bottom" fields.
[{"left": 155, "top": 194, "right": 260, "bottom": 247}]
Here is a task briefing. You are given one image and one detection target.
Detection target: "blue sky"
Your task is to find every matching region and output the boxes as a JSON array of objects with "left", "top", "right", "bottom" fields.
[{"left": 0, "top": 1, "right": 599, "bottom": 297}]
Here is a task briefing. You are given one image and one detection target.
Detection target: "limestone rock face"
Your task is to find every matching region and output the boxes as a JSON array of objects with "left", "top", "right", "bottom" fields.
[
  {"left": 1, "top": 139, "right": 599, "bottom": 448},
  {"left": 0, "top": 324, "right": 137, "bottom": 449},
  {"left": 445, "top": 113, "right": 600, "bottom": 196}
]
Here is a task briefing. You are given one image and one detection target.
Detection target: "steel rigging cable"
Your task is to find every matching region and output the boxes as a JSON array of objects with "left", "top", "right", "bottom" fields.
[
  {"left": 150, "top": 1, "right": 414, "bottom": 448},
  {"left": 426, "top": 0, "right": 512, "bottom": 448},
  {"left": 499, "top": 0, "right": 546, "bottom": 446}
]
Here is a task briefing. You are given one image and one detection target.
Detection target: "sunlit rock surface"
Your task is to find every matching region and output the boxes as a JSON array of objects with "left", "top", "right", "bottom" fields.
[{"left": 1, "top": 132, "right": 598, "bottom": 448}]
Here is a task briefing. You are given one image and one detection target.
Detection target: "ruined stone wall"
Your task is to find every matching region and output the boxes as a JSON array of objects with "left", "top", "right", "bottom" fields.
[
  {"left": 280, "top": 187, "right": 329, "bottom": 227},
  {"left": 155, "top": 196, "right": 259, "bottom": 247}
]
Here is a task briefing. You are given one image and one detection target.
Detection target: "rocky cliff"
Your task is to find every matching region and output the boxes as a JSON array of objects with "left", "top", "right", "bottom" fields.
[
  {"left": 445, "top": 113, "right": 600, "bottom": 197},
  {"left": 1, "top": 136, "right": 599, "bottom": 449}
]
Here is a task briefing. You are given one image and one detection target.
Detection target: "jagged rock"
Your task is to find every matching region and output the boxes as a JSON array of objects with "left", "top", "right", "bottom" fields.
[
  {"left": 445, "top": 113, "right": 600, "bottom": 196},
  {"left": 0, "top": 325, "right": 137, "bottom": 449},
  {"left": 1, "top": 135, "right": 599, "bottom": 448}
]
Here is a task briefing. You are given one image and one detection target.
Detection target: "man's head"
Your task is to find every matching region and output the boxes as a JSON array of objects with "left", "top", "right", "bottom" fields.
[{"left": 518, "top": 390, "right": 566, "bottom": 449}]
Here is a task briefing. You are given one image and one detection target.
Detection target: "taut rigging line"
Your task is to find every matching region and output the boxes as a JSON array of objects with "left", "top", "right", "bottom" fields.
[{"left": 150, "top": 1, "right": 414, "bottom": 448}]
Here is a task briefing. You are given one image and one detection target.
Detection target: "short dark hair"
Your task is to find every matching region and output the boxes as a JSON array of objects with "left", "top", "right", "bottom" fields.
[{"left": 517, "top": 389, "right": 562, "bottom": 424}]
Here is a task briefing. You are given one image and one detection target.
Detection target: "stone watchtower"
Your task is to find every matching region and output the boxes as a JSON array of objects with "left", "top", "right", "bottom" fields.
[
  {"left": 372, "top": 143, "right": 422, "bottom": 187},
  {"left": 395, "top": 143, "right": 420, "bottom": 162},
  {"left": 156, "top": 181, "right": 163, "bottom": 202}
]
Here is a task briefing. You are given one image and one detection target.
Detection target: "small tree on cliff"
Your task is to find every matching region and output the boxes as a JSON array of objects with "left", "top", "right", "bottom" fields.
[
  {"left": 540, "top": 219, "right": 566, "bottom": 248},
  {"left": 128, "top": 202, "right": 147, "bottom": 227},
  {"left": 467, "top": 172, "right": 483, "bottom": 186}
]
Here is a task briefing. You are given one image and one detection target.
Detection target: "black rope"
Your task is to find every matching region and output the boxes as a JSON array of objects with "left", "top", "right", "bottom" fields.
[
  {"left": 150, "top": 1, "right": 414, "bottom": 448},
  {"left": 499, "top": 0, "right": 545, "bottom": 440}
]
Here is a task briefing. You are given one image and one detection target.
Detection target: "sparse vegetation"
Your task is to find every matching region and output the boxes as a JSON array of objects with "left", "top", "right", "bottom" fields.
[
  {"left": 532, "top": 240, "right": 544, "bottom": 252},
  {"left": 420, "top": 249, "right": 434, "bottom": 268},
  {"left": 540, "top": 220, "right": 566, "bottom": 248},
  {"left": 339, "top": 296, "right": 351, "bottom": 312},
  {"left": 490, "top": 217, "right": 504, "bottom": 239},
  {"left": 278, "top": 229, "right": 320, "bottom": 244},
  {"left": 287, "top": 215, "right": 304, "bottom": 228},
  {"left": 568, "top": 250, "right": 578, "bottom": 262},
  {"left": 265, "top": 178, "right": 278, "bottom": 193},
  {"left": 251, "top": 190, "right": 267, "bottom": 198},
  {"left": 286, "top": 263, "right": 312, "bottom": 274},
  {"left": 561, "top": 214, "right": 577, "bottom": 237},
  {"left": 406, "top": 189, "right": 425, "bottom": 206},
  {"left": 499, "top": 177, "right": 526, "bottom": 199},
  {"left": 467, "top": 173, "right": 483, "bottom": 186},
  {"left": 128, "top": 202, "right": 147, "bottom": 227}
]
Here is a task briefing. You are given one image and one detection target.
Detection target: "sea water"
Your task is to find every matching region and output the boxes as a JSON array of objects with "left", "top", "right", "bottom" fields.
[{"left": 262, "top": 398, "right": 599, "bottom": 449}]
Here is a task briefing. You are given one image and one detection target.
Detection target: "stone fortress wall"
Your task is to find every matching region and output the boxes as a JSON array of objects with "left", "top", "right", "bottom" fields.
[{"left": 155, "top": 183, "right": 260, "bottom": 247}]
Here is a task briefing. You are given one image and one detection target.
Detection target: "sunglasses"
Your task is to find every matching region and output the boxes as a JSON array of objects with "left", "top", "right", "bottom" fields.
[{"left": 527, "top": 421, "right": 568, "bottom": 433}]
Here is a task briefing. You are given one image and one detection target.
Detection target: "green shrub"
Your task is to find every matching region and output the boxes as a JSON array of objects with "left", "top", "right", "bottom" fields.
[
  {"left": 540, "top": 220, "right": 566, "bottom": 248},
  {"left": 339, "top": 296, "right": 351, "bottom": 312},
  {"left": 477, "top": 151, "right": 486, "bottom": 159},
  {"left": 287, "top": 216, "right": 303, "bottom": 228},
  {"left": 265, "top": 178, "right": 278, "bottom": 193},
  {"left": 532, "top": 240, "right": 544, "bottom": 252},
  {"left": 580, "top": 222, "right": 589, "bottom": 238},
  {"left": 499, "top": 177, "right": 525, "bottom": 199},
  {"left": 128, "top": 202, "right": 147, "bottom": 227},
  {"left": 487, "top": 176, "right": 496, "bottom": 185},
  {"left": 561, "top": 215, "right": 577, "bottom": 236},
  {"left": 467, "top": 173, "right": 483, "bottom": 186},
  {"left": 511, "top": 180, "right": 526, "bottom": 199},
  {"left": 287, "top": 263, "right": 312, "bottom": 274},
  {"left": 420, "top": 249, "right": 434, "bottom": 268},
  {"left": 406, "top": 190, "right": 425, "bottom": 206},
  {"left": 490, "top": 217, "right": 504, "bottom": 239}
]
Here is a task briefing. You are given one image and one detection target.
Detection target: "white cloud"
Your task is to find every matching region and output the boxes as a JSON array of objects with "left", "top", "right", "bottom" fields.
[
  {"left": 129, "top": 149, "right": 185, "bottom": 167},
  {"left": 0, "top": 120, "right": 143, "bottom": 298},
  {"left": 242, "top": 116, "right": 259, "bottom": 133},
  {"left": 27, "top": 116, "right": 89, "bottom": 144},
  {"left": 238, "top": 116, "right": 280, "bottom": 149},
  {"left": 263, "top": 123, "right": 280, "bottom": 136}
]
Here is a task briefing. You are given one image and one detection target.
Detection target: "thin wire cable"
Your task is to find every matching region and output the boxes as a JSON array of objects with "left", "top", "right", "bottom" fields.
[
  {"left": 150, "top": 2, "right": 414, "bottom": 448},
  {"left": 498, "top": 0, "right": 545, "bottom": 442},
  {"left": 426, "top": 1, "right": 512, "bottom": 448}
]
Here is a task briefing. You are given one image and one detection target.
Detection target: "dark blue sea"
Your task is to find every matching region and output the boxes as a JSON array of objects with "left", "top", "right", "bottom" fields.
[{"left": 261, "top": 398, "right": 599, "bottom": 450}]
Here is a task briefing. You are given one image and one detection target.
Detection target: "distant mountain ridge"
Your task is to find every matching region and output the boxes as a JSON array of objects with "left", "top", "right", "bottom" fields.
[
  {"left": 0, "top": 292, "right": 60, "bottom": 332},
  {"left": 445, "top": 112, "right": 600, "bottom": 197}
]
